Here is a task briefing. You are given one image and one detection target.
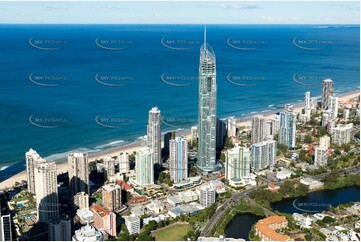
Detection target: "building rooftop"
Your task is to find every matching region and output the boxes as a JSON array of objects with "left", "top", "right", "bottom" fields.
[
  {"left": 126, "top": 214, "right": 140, "bottom": 223},
  {"left": 102, "top": 183, "right": 121, "bottom": 192},
  {"left": 255, "top": 216, "right": 291, "bottom": 241},
  {"left": 117, "top": 180, "right": 133, "bottom": 190},
  {"left": 91, "top": 204, "right": 110, "bottom": 217}
]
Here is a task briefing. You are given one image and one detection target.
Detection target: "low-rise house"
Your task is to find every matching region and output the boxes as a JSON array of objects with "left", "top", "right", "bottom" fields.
[
  {"left": 267, "top": 184, "right": 280, "bottom": 193},
  {"left": 276, "top": 168, "right": 293, "bottom": 180},
  {"left": 254, "top": 216, "right": 292, "bottom": 241}
]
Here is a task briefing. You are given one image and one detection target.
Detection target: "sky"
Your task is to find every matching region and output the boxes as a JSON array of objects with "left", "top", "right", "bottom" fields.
[{"left": 0, "top": 1, "right": 359, "bottom": 24}]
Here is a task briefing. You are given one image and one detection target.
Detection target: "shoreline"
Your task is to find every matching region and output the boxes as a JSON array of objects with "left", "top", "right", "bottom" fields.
[{"left": 0, "top": 89, "right": 359, "bottom": 191}]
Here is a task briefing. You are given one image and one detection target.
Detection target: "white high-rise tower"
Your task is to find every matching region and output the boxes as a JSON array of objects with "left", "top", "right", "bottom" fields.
[
  {"left": 147, "top": 107, "right": 161, "bottom": 165},
  {"left": 197, "top": 25, "right": 217, "bottom": 172}
]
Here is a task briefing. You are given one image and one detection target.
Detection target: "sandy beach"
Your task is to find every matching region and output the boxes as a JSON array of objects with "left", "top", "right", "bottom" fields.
[{"left": 0, "top": 90, "right": 359, "bottom": 191}]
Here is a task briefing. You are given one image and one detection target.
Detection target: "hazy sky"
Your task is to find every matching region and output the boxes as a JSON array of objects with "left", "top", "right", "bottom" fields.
[{"left": 0, "top": 1, "right": 359, "bottom": 24}]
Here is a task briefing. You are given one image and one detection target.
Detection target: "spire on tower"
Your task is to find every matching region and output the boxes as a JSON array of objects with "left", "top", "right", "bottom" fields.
[{"left": 203, "top": 24, "right": 207, "bottom": 50}]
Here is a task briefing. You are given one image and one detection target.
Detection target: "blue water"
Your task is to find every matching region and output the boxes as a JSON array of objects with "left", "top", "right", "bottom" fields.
[
  {"left": 0, "top": 24, "right": 359, "bottom": 181},
  {"left": 272, "top": 186, "right": 360, "bottom": 214}
]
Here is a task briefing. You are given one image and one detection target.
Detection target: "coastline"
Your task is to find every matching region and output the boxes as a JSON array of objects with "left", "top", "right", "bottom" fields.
[{"left": 0, "top": 90, "right": 359, "bottom": 191}]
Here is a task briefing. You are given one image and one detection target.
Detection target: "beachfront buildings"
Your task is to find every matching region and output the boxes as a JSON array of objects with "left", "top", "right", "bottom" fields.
[
  {"left": 279, "top": 104, "right": 297, "bottom": 148},
  {"left": 48, "top": 217, "right": 72, "bottom": 241},
  {"left": 125, "top": 214, "right": 141, "bottom": 235},
  {"left": 331, "top": 123, "right": 354, "bottom": 145},
  {"left": 73, "top": 225, "right": 104, "bottom": 241},
  {"left": 103, "top": 156, "right": 115, "bottom": 181},
  {"left": 74, "top": 191, "right": 89, "bottom": 210},
  {"left": 225, "top": 147, "right": 250, "bottom": 185},
  {"left": 199, "top": 186, "right": 216, "bottom": 208},
  {"left": 251, "top": 115, "right": 267, "bottom": 144},
  {"left": 25, "top": 148, "right": 42, "bottom": 194},
  {"left": 197, "top": 28, "right": 217, "bottom": 172},
  {"left": 251, "top": 140, "right": 276, "bottom": 171},
  {"left": 227, "top": 116, "right": 237, "bottom": 137},
  {"left": 328, "top": 96, "right": 339, "bottom": 120},
  {"left": 68, "top": 152, "right": 90, "bottom": 196},
  {"left": 91, "top": 204, "right": 117, "bottom": 237},
  {"left": 102, "top": 183, "right": 122, "bottom": 212},
  {"left": 135, "top": 147, "right": 154, "bottom": 185},
  {"left": 35, "top": 160, "right": 59, "bottom": 223},
  {"left": 322, "top": 79, "right": 334, "bottom": 110},
  {"left": 147, "top": 107, "right": 161, "bottom": 165},
  {"left": 169, "top": 136, "right": 188, "bottom": 183},
  {"left": 118, "top": 152, "right": 130, "bottom": 174},
  {"left": 0, "top": 212, "right": 12, "bottom": 241}
]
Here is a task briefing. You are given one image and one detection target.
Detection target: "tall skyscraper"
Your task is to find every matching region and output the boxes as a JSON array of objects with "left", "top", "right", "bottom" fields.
[
  {"left": 199, "top": 186, "right": 216, "bottom": 208},
  {"left": 135, "top": 147, "right": 154, "bottom": 185},
  {"left": 279, "top": 104, "right": 297, "bottom": 148},
  {"left": 102, "top": 183, "right": 122, "bottom": 212},
  {"left": 25, "top": 148, "right": 42, "bottom": 194},
  {"left": 321, "top": 79, "right": 334, "bottom": 110},
  {"left": 103, "top": 157, "right": 115, "bottom": 181},
  {"left": 227, "top": 116, "right": 237, "bottom": 138},
  {"left": 0, "top": 212, "right": 12, "bottom": 241},
  {"left": 251, "top": 140, "right": 276, "bottom": 171},
  {"left": 251, "top": 115, "right": 267, "bottom": 144},
  {"left": 310, "top": 97, "right": 318, "bottom": 110},
  {"left": 328, "top": 96, "right": 339, "bottom": 120},
  {"left": 48, "top": 217, "right": 72, "bottom": 241},
  {"left": 147, "top": 107, "right": 161, "bottom": 165},
  {"left": 68, "top": 153, "right": 90, "bottom": 196},
  {"left": 118, "top": 152, "right": 130, "bottom": 174},
  {"left": 169, "top": 136, "right": 188, "bottom": 183},
  {"left": 35, "top": 160, "right": 59, "bottom": 223},
  {"left": 225, "top": 147, "right": 250, "bottom": 183},
  {"left": 197, "top": 27, "right": 217, "bottom": 172}
]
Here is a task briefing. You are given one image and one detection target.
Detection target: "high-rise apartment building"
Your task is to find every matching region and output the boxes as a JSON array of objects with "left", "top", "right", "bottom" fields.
[
  {"left": 25, "top": 148, "right": 42, "bottom": 194},
  {"left": 321, "top": 79, "right": 334, "bottom": 110},
  {"left": 225, "top": 147, "right": 250, "bottom": 183},
  {"left": 199, "top": 186, "right": 216, "bottom": 208},
  {"left": 35, "top": 160, "right": 59, "bottom": 223},
  {"left": 0, "top": 212, "right": 12, "bottom": 241},
  {"left": 227, "top": 116, "right": 237, "bottom": 138},
  {"left": 251, "top": 115, "right": 267, "bottom": 144},
  {"left": 331, "top": 123, "right": 353, "bottom": 145},
  {"left": 135, "top": 147, "right": 154, "bottom": 185},
  {"left": 279, "top": 104, "right": 296, "bottom": 148},
  {"left": 74, "top": 192, "right": 89, "bottom": 210},
  {"left": 68, "top": 153, "right": 90, "bottom": 196},
  {"left": 118, "top": 152, "right": 130, "bottom": 174},
  {"left": 197, "top": 27, "right": 217, "bottom": 172},
  {"left": 91, "top": 204, "right": 117, "bottom": 237},
  {"left": 251, "top": 140, "right": 277, "bottom": 171},
  {"left": 48, "top": 217, "right": 72, "bottom": 241},
  {"left": 102, "top": 183, "right": 122, "bottom": 212},
  {"left": 169, "top": 136, "right": 188, "bottom": 183},
  {"left": 147, "top": 107, "right": 161, "bottom": 165},
  {"left": 328, "top": 96, "right": 339, "bottom": 120},
  {"left": 103, "top": 157, "right": 115, "bottom": 181}
]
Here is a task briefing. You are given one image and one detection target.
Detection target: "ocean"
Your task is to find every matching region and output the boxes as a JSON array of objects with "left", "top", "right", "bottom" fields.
[{"left": 0, "top": 24, "right": 359, "bottom": 181}]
